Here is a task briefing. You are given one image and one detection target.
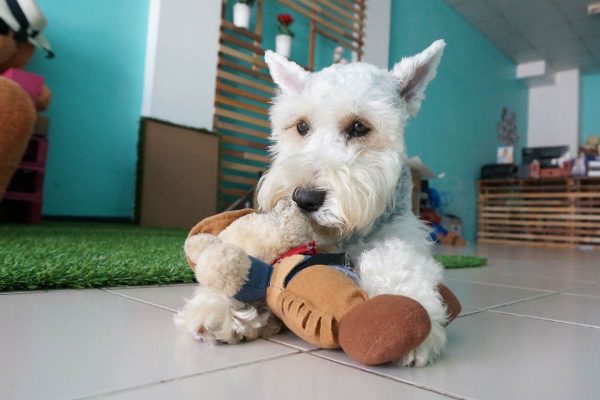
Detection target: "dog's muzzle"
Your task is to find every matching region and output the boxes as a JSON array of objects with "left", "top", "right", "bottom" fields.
[{"left": 292, "top": 188, "right": 326, "bottom": 212}]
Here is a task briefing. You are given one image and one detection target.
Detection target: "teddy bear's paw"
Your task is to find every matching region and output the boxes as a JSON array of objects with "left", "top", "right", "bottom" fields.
[
  {"left": 174, "top": 286, "right": 275, "bottom": 344},
  {"left": 184, "top": 234, "right": 222, "bottom": 262},
  {"left": 399, "top": 322, "right": 446, "bottom": 367}
]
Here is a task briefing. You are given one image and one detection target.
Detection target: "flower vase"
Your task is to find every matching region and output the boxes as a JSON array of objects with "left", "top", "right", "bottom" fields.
[
  {"left": 233, "top": 3, "right": 250, "bottom": 29},
  {"left": 276, "top": 34, "right": 292, "bottom": 58}
]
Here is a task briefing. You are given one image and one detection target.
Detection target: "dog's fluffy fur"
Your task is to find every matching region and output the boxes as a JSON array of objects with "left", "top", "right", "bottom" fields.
[{"left": 176, "top": 40, "right": 449, "bottom": 367}]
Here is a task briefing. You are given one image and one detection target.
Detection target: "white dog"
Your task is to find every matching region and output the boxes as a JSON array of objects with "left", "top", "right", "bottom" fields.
[{"left": 177, "top": 40, "right": 448, "bottom": 367}]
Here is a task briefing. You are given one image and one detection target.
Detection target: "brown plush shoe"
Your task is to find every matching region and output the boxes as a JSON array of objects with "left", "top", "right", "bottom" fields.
[
  {"left": 437, "top": 284, "right": 462, "bottom": 325},
  {"left": 266, "top": 258, "right": 369, "bottom": 349},
  {"left": 338, "top": 294, "right": 431, "bottom": 366}
]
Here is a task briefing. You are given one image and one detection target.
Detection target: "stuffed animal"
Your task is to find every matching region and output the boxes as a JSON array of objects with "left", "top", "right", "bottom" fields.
[
  {"left": 176, "top": 201, "right": 461, "bottom": 365},
  {"left": 0, "top": 0, "right": 53, "bottom": 198}
]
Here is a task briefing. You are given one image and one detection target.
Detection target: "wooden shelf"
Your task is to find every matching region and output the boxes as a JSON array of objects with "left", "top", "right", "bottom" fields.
[{"left": 477, "top": 177, "right": 600, "bottom": 249}]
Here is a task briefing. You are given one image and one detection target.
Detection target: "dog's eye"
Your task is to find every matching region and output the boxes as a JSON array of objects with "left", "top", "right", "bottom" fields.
[
  {"left": 296, "top": 120, "right": 310, "bottom": 136},
  {"left": 347, "top": 121, "right": 370, "bottom": 138}
]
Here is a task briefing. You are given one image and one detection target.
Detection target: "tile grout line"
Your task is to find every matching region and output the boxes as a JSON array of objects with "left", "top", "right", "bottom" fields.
[
  {"left": 561, "top": 291, "right": 600, "bottom": 300},
  {"left": 487, "top": 309, "right": 600, "bottom": 330},
  {"left": 445, "top": 276, "right": 585, "bottom": 292},
  {"left": 480, "top": 290, "right": 563, "bottom": 311},
  {"left": 307, "top": 352, "right": 467, "bottom": 400},
  {"left": 100, "top": 289, "right": 178, "bottom": 313},
  {"left": 72, "top": 351, "right": 302, "bottom": 400}
]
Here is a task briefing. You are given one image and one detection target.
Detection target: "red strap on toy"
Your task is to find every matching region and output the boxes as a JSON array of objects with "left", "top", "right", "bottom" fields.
[{"left": 271, "top": 241, "right": 318, "bottom": 265}]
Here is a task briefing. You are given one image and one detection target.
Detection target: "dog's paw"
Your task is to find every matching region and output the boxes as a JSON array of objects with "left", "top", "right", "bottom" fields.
[
  {"left": 174, "top": 286, "right": 277, "bottom": 344},
  {"left": 184, "top": 234, "right": 222, "bottom": 262},
  {"left": 399, "top": 322, "right": 446, "bottom": 367}
]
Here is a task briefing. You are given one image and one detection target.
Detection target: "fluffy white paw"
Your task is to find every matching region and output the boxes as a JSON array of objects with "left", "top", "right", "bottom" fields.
[
  {"left": 400, "top": 322, "right": 446, "bottom": 367},
  {"left": 174, "top": 286, "right": 280, "bottom": 344},
  {"left": 184, "top": 234, "right": 222, "bottom": 262}
]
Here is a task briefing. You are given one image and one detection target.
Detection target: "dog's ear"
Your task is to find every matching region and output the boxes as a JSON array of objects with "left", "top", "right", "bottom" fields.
[
  {"left": 265, "top": 50, "right": 309, "bottom": 95},
  {"left": 391, "top": 40, "right": 445, "bottom": 117}
]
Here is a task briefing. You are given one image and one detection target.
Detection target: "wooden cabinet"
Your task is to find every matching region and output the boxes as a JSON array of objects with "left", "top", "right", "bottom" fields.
[{"left": 477, "top": 177, "right": 600, "bottom": 249}]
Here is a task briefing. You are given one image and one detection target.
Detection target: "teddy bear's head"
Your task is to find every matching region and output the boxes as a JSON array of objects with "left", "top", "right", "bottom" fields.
[
  {"left": 0, "top": 0, "right": 53, "bottom": 71},
  {"left": 0, "top": 33, "right": 35, "bottom": 70}
]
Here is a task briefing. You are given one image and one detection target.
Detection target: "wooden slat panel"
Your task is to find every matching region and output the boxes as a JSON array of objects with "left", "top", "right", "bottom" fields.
[
  {"left": 314, "top": 26, "right": 360, "bottom": 54},
  {"left": 221, "top": 187, "right": 249, "bottom": 197},
  {"left": 221, "top": 19, "right": 262, "bottom": 42},
  {"left": 220, "top": 33, "right": 265, "bottom": 55},
  {"left": 480, "top": 192, "right": 600, "bottom": 199},
  {"left": 316, "top": 0, "right": 360, "bottom": 24},
  {"left": 279, "top": 0, "right": 361, "bottom": 44},
  {"left": 478, "top": 177, "right": 600, "bottom": 249},
  {"left": 480, "top": 206, "right": 600, "bottom": 214},
  {"left": 217, "top": 69, "right": 273, "bottom": 94},
  {"left": 480, "top": 225, "right": 600, "bottom": 237},
  {"left": 479, "top": 219, "right": 600, "bottom": 228},
  {"left": 219, "top": 45, "right": 269, "bottom": 69},
  {"left": 216, "top": 95, "right": 269, "bottom": 117},
  {"left": 220, "top": 134, "right": 268, "bottom": 151},
  {"left": 215, "top": 107, "right": 270, "bottom": 129},
  {"left": 479, "top": 212, "right": 600, "bottom": 221},
  {"left": 218, "top": 57, "right": 271, "bottom": 81},
  {"left": 215, "top": 120, "right": 270, "bottom": 140},
  {"left": 296, "top": 0, "right": 358, "bottom": 34},
  {"left": 478, "top": 238, "right": 576, "bottom": 249},
  {"left": 222, "top": 149, "right": 271, "bottom": 164},
  {"left": 478, "top": 231, "right": 600, "bottom": 244},
  {"left": 221, "top": 173, "right": 260, "bottom": 186},
  {"left": 222, "top": 161, "right": 266, "bottom": 174},
  {"left": 217, "top": 82, "right": 271, "bottom": 105}
]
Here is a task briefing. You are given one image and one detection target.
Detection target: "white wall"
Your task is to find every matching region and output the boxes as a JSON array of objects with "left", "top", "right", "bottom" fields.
[
  {"left": 362, "top": 0, "right": 391, "bottom": 69},
  {"left": 527, "top": 69, "right": 580, "bottom": 154},
  {"left": 141, "top": 0, "right": 221, "bottom": 130}
]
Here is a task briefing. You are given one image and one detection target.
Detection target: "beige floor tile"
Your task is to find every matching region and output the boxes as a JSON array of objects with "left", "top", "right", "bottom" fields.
[
  {"left": 314, "top": 311, "right": 600, "bottom": 400},
  {"left": 102, "top": 353, "right": 450, "bottom": 400},
  {"left": 0, "top": 290, "right": 296, "bottom": 400}
]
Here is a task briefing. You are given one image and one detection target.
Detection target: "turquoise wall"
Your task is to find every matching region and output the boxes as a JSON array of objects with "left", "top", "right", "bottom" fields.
[
  {"left": 28, "top": 0, "right": 149, "bottom": 218},
  {"left": 389, "top": 0, "right": 528, "bottom": 243},
  {"left": 580, "top": 73, "right": 600, "bottom": 145}
]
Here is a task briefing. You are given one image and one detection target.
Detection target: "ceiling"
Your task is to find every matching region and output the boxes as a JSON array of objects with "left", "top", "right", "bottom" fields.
[{"left": 445, "top": 0, "right": 600, "bottom": 73}]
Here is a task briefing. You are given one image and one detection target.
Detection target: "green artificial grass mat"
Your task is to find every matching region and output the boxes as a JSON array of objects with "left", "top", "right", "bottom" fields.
[
  {"left": 434, "top": 254, "right": 487, "bottom": 269},
  {"left": 0, "top": 222, "right": 194, "bottom": 291},
  {"left": 0, "top": 222, "right": 486, "bottom": 292}
]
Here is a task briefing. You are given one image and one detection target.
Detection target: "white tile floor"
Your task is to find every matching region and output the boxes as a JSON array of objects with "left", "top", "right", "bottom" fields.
[{"left": 1, "top": 244, "right": 599, "bottom": 400}]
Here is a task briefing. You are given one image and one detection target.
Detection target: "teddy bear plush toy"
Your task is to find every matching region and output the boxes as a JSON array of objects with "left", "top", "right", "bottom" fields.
[
  {"left": 0, "top": 0, "right": 53, "bottom": 198},
  {"left": 176, "top": 201, "right": 461, "bottom": 365}
]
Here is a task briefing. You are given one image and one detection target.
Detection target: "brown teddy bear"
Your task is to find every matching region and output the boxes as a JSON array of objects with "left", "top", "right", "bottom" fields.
[
  {"left": 0, "top": 0, "right": 53, "bottom": 199},
  {"left": 177, "top": 203, "right": 462, "bottom": 366}
]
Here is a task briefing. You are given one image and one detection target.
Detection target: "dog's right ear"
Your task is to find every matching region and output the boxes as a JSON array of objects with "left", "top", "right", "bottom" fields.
[
  {"left": 390, "top": 40, "right": 446, "bottom": 117},
  {"left": 265, "top": 50, "right": 309, "bottom": 95}
]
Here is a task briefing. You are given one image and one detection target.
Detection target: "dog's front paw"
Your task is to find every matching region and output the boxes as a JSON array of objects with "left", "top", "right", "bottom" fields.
[
  {"left": 184, "top": 234, "right": 222, "bottom": 262},
  {"left": 400, "top": 322, "right": 447, "bottom": 367},
  {"left": 174, "top": 286, "right": 277, "bottom": 344}
]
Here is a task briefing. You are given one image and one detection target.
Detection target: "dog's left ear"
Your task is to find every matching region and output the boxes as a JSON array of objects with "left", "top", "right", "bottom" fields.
[
  {"left": 265, "top": 50, "right": 309, "bottom": 95},
  {"left": 391, "top": 40, "right": 446, "bottom": 117}
]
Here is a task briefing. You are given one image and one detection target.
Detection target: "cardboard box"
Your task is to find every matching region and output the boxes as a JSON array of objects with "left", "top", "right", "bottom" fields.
[
  {"left": 136, "top": 118, "right": 218, "bottom": 229},
  {"left": 407, "top": 156, "right": 443, "bottom": 216}
]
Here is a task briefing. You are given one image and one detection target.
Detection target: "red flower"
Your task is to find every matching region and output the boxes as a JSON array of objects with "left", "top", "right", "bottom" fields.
[{"left": 277, "top": 14, "right": 293, "bottom": 26}]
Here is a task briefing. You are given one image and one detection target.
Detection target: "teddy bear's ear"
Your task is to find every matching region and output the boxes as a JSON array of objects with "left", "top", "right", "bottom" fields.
[
  {"left": 265, "top": 50, "right": 309, "bottom": 95},
  {"left": 390, "top": 40, "right": 445, "bottom": 117}
]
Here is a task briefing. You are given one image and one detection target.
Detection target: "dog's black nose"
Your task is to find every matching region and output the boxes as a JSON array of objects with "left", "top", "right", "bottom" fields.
[{"left": 292, "top": 188, "right": 326, "bottom": 212}]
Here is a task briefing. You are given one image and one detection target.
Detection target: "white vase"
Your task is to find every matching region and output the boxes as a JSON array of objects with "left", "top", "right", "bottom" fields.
[
  {"left": 276, "top": 34, "right": 292, "bottom": 58},
  {"left": 233, "top": 3, "right": 250, "bottom": 29}
]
